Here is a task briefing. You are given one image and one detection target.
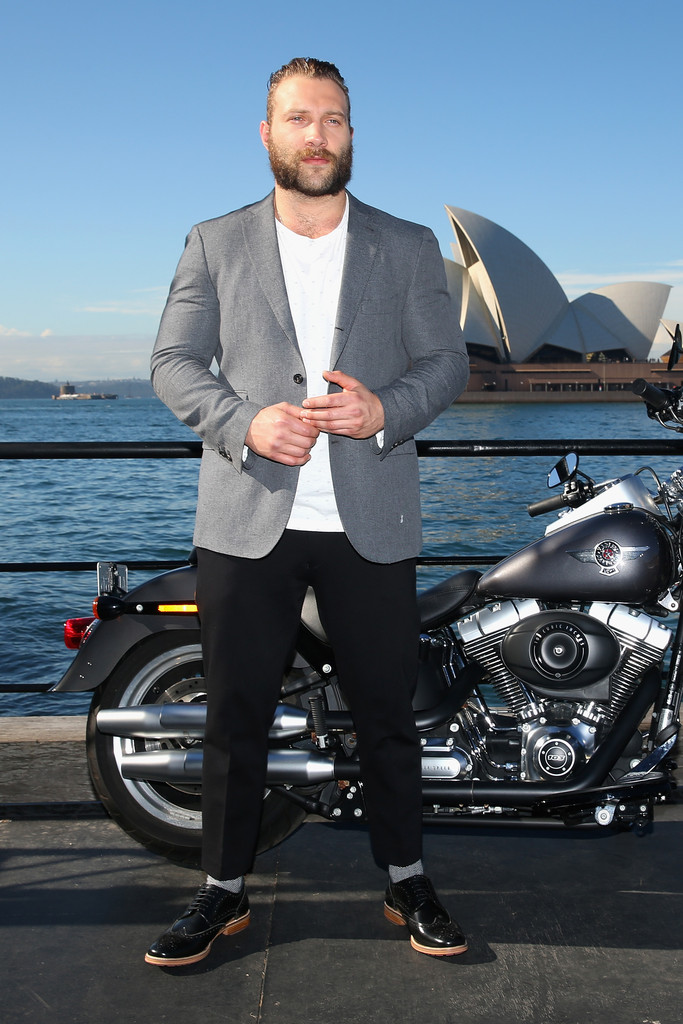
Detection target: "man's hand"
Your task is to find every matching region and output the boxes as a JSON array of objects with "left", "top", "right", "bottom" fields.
[
  {"left": 246, "top": 403, "right": 320, "bottom": 466},
  {"left": 301, "top": 370, "right": 385, "bottom": 439}
]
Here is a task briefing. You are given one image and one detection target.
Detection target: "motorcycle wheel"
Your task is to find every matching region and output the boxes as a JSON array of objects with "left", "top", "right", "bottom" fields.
[{"left": 86, "top": 630, "right": 308, "bottom": 866}]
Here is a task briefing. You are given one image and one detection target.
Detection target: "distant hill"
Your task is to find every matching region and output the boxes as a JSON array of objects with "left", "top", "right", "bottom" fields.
[
  {"left": 0, "top": 376, "right": 58, "bottom": 398},
  {"left": 0, "top": 377, "right": 154, "bottom": 399}
]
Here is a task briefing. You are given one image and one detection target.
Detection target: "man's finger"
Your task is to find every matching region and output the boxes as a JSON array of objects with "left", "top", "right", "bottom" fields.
[{"left": 322, "top": 369, "right": 360, "bottom": 390}]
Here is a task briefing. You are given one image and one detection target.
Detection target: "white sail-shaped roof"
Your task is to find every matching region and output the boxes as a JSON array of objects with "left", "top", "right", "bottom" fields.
[
  {"left": 446, "top": 206, "right": 570, "bottom": 362},
  {"left": 444, "top": 259, "right": 503, "bottom": 351},
  {"left": 444, "top": 206, "right": 671, "bottom": 362},
  {"left": 569, "top": 283, "right": 671, "bottom": 361}
]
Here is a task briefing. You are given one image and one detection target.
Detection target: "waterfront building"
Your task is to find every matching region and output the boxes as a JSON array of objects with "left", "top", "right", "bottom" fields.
[{"left": 444, "top": 207, "right": 677, "bottom": 400}]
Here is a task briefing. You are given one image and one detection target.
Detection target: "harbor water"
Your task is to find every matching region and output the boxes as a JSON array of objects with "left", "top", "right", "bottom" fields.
[{"left": 2, "top": 396, "right": 683, "bottom": 716}]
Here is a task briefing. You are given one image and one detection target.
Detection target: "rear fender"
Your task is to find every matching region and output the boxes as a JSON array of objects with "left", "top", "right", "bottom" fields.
[{"left": 53, "top": 564, "right": 199, "bottom": 692}]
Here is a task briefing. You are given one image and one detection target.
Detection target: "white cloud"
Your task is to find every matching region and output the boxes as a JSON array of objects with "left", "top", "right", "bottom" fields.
[
  {"left": 78, "top": 287, "right": 168, "bottom": 318},
  {"left": 1, "top": 325, "right": 56, "bottom": 339},
  {"left": 0, "top": 324, "right": 32, "bottom": 337},
  {"left": 0, "top": 333, "right": 155, "bottom": 381},
  {"left": 557, "top": 261, "right": 683, "bottom": 298}
]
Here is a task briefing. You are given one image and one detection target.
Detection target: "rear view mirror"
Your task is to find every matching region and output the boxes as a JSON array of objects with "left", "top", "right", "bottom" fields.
[
  {"left": 548, "top": 453, "right": 578, "bottom": 489},
  {"left": 667, "top": 323, "right": 682, "bottom": 372}
]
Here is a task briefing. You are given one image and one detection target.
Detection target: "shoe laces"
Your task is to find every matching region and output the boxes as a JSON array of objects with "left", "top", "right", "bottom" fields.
[
  {"left": 395, "top": 874, "right": 436, "bottom": 907},
  {"left": 186, "top": 882, "right": 226, "bottom": 916}
]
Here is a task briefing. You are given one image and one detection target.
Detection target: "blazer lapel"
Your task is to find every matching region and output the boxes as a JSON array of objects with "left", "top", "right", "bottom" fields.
[
  {"left": 331, "top": 195, "right": 380, "bottom": 367},
  {"left": 242, "top": 193, "right": 300, "bottom": 355}
]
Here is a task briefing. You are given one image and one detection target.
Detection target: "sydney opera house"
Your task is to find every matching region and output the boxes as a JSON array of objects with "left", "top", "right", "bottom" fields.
[{"left": 444, "top": 207, "right": 678, "bottom": 400}]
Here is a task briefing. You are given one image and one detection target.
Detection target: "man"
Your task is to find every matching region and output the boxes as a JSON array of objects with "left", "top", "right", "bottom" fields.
[{"left": 146, "top": 57, "right": 470, "bottom": 966}]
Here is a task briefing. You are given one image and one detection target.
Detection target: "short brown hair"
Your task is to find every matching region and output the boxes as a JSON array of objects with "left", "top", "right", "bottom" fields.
[{"left": 266, "top": 57, "right": 351, "bottom": 124}]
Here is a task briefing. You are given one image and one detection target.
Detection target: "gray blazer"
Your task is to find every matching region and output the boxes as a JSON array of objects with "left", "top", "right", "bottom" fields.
[{"left": 151, "top": 192, "right": 469, "bottom": 562}]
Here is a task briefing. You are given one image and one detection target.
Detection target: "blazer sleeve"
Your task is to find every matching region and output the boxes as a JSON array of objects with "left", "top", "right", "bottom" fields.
[
  {"left": 150, "top": 225, "right": 261, "bottom": 469},
  {"left": 373, "top": 227, "right": 469, "bottom": 455}
]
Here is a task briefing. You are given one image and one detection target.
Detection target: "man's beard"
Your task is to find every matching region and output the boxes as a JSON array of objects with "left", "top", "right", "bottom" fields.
[{"left": 268, "top": 141, "right": 353, "bottom": 197}]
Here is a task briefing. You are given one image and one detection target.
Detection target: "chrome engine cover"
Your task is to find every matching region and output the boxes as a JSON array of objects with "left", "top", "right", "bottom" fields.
[
  {"left": 454, "top": 599, "right": 673, "bottom": 783},
  {"left": 420, "top": 737, "right": 472, "bottom": 780},
  {"left": 518, "top": 699, "right": 606, "bottom": 782}
]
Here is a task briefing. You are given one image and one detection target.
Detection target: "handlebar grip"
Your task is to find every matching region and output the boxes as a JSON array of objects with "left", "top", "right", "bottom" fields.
[
  {"left": 527, "top": 493, "right": 569, "bottom": 518},
  {"left": 631, "top": 378, "right": 673, "bottom": 411}
]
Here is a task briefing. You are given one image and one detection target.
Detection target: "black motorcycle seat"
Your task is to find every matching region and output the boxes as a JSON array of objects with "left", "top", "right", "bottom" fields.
[
  {"left": 417, "top": 569, "right": 482, "bottom": 630},
  {"left": 299, "top": 568, "right": 482, "bottom": 644}
]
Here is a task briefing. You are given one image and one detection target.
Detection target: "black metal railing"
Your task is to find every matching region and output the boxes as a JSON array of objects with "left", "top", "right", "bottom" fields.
[
  {"left": 4, "top": 436, "right": 683, "bottom": 577},
  {"left": 3, "top": 436, "right": 683, "bottom": 696},
  {"left": 6, "top": 436, "right": 683, "bottom": 461}
]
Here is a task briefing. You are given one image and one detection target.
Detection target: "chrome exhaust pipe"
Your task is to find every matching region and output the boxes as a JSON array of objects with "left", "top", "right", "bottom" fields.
[
  {"left": 99, "top": 662, "right": 484, "bottom": 742},
  {"left": 98, "top": 702, "right": 310, "bottom": 740},
  {"left": 120, "top": 747, "right": 338, "bottom": 785},
  {"left": 98, "top": 704, "right": 206, "bottom": 738},
  {"left": 121, "top": 749, "right": 204, "bottom": 781}
]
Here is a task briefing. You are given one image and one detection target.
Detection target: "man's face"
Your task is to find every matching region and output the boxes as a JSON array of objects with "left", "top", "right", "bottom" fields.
[{"left": 260, "top": 75, "right": 353, "bottom": 197}]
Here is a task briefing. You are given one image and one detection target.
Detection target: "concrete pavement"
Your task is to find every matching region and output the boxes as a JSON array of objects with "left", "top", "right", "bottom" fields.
[{"left": 1, "top": 718, "right": 682, "bottom": 1024}]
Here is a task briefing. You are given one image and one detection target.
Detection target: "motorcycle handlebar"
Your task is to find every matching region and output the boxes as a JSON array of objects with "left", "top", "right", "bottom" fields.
[
  {"left": 527, "top": 492, "right": 570, "bottom": 517},
  {"left": 631, "top": 378, "right": 675, "bottom": 411}
]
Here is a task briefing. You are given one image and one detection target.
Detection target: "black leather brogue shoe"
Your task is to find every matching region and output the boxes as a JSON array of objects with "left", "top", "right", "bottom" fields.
[
  {"left": 384, "top": 874, "right": 468, "bottom": 956},
  {"left": 145, "top": 882, "right": 250, "bottom": 966}
]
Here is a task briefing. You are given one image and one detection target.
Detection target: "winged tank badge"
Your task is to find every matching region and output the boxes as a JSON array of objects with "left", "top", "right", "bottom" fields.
[{"left": 569, "top": 540, "right": 648, "bottom": 575}]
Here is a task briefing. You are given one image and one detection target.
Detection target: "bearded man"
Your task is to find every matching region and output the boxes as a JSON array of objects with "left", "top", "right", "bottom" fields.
[{"left": 146, "top": 56, "right": 470, "bottom": 966}]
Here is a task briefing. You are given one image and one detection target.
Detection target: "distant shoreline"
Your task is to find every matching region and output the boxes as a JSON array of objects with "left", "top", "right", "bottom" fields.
[
  {"left": 457, "top": 390, "right": 638, "bottom": 403},
  {"left": 0, "top": 377, "right": 154, "bottom": 400}
]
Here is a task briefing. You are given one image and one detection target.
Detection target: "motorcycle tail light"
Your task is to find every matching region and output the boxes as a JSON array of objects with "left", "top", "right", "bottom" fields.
[{"left": 64, "top": 616, "right": 96, "bottom": 649}]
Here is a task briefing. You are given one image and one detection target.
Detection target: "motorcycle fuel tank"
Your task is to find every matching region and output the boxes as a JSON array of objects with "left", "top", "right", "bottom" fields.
[{"left": 477, "top": 507, "right": 673, "bottom": 604}]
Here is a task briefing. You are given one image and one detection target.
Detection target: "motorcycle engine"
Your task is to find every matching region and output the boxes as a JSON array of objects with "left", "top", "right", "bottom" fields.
[{"left": 455, "top": 599, "right": 672, "bottom": 782}]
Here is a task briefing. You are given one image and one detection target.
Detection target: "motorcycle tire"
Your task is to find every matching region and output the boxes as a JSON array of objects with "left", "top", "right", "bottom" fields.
[{"left": 86, "top": 629, "right": 308, "bottom": 866}]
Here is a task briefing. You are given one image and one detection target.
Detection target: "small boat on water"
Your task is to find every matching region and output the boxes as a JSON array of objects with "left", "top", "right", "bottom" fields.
[{"left": 52, "top": 383, "right": 118, "bottom": 400}]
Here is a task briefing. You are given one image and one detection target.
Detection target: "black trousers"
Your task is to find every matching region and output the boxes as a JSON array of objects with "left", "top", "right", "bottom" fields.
[{"left": 196, "top": 531, "right": 423, "bottom": 879}]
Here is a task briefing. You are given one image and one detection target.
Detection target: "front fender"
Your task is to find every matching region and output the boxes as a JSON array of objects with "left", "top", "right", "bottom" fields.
[{"left": 53, "top": 564, "right": 199, "bottom": 692}]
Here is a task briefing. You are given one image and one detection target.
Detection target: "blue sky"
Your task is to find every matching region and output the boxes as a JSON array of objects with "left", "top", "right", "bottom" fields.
[{"left": 2, "top": 0, "right": 682, "bottom": 381}]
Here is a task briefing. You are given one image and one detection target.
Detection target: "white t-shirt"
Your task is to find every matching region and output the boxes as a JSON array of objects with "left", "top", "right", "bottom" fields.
[{"left": 275, "top": 199, "right": 349, "bottom": 531}]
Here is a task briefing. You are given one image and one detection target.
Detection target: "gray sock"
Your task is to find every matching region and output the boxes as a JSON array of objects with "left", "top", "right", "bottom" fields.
[
  {"left": 206, "top": 874, "right": 244, "bottom": 893},
  {"left": 388, "top": 860, "right": 424, "bottom": 883}
]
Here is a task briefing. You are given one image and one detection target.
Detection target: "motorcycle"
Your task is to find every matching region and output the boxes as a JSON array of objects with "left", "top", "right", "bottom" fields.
[{"left": 55, "top": 375, "right": 683, "bottom": 863}]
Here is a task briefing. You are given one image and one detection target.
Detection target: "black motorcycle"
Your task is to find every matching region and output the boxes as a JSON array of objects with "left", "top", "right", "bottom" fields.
[{"left": 55, "top": 376, "right": 682, "bottom": 862}]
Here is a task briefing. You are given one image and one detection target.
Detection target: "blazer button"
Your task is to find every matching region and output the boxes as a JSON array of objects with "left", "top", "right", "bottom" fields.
[{"left": 293, "top": 373, "right": 304, "bottom": 385}]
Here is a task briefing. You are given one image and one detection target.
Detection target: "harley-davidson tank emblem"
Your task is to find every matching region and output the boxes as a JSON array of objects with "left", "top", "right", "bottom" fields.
[
  {"left": 594, "top": 540, "right": 622, "bottom": 573},
  {"left": 569, "top": 540, "right": 648, "bottom": 575}
]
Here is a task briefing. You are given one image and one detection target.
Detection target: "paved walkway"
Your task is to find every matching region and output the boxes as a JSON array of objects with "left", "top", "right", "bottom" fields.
[{"left": 2, "top": 719, "right": 682, "bottom": 1024}]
